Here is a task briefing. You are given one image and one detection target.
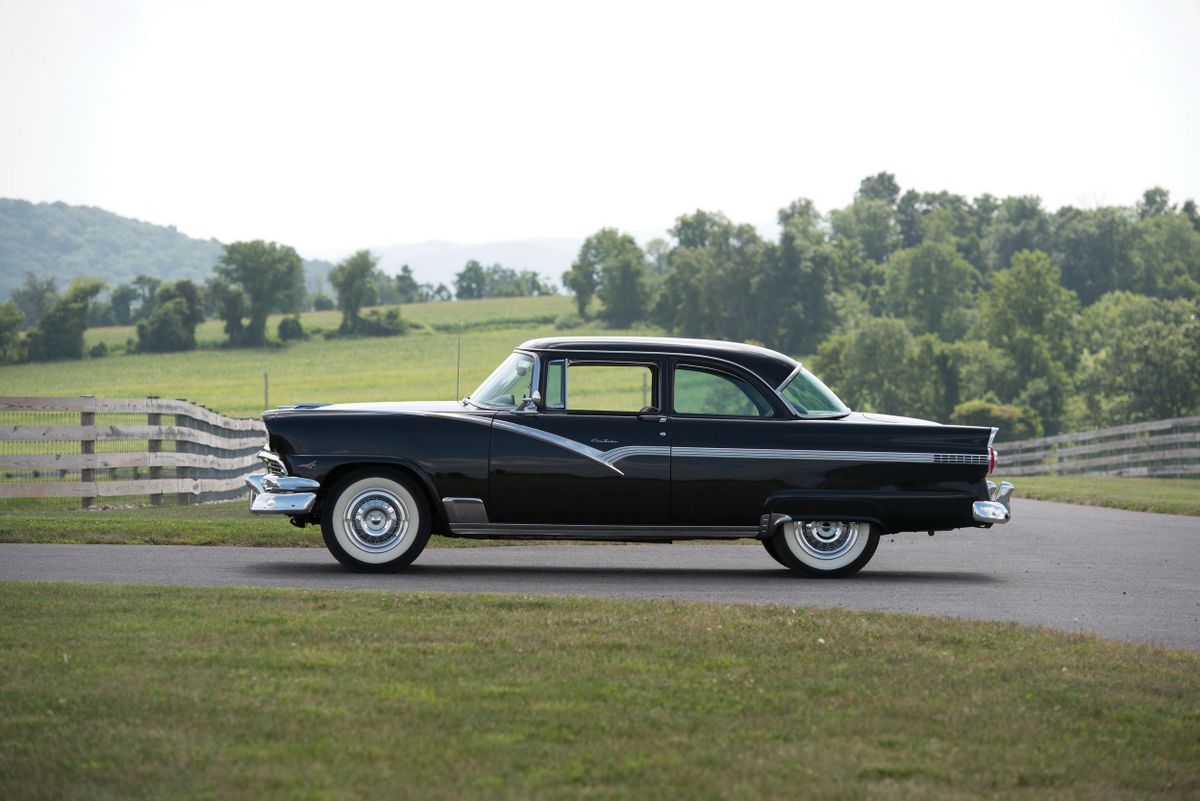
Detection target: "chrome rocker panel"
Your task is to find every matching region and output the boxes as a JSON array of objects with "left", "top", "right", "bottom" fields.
[
  {"left": 246, "top": 450, "right": 320, "bottom": 515},
  {"left": 972, "top": 480, "right": 1014, "bottom": 524}
]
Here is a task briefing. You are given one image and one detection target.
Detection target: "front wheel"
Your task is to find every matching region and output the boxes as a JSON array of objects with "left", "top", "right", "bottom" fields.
[
  {"left": 770, "top": 520, "right": 879, "bottom": 577},
  {"left": 320, "top": 471, "right": 431, "bottom": 572}
]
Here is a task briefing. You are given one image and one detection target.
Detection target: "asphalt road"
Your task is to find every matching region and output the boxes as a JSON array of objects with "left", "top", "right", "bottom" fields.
[{"left": 2, "top": 499, "right": 1197, "bottom": 650}]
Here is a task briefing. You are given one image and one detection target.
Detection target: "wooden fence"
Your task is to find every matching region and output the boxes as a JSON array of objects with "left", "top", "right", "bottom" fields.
[
  {"left": 999, "top": 416, "right": 1200, "bottom": 477},
  {"left": 0, "top": 396, "right": 266, "bottom": 507}
]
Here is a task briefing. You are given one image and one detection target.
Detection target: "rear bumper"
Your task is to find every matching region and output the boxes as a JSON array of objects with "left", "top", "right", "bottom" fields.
[
  {"left": 973, "top": 481, "right": 1014, "bottom": 524},
  {"left": 245, "top": 450, "right": 320, "bottom": 515}
]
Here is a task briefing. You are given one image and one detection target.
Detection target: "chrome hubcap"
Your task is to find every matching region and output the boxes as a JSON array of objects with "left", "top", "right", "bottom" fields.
[
  {"left": 344, "top": 489, "right": 409, "bottom": 553},
  {"left": 793, "top": 521, "right": 861, "bottom": 561}
]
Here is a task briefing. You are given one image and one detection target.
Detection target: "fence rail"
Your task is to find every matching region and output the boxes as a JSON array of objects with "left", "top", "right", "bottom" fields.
[
  {"left": 0, "top": 396, "right": 266, "bottom": 506},
  {"left": 1000, "top": 416, "right": 1200, "bottom": 477}
]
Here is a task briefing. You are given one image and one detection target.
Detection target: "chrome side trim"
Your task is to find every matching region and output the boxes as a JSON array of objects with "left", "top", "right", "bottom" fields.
[
  {"left": 673, "top": 446, "right": 987, "bottom": 465},
  {"left": 442, "top": 497, "right": 490, "bottom": 524},
  {"left": 449, "top": 523, "right": 759, "bottom": 540}
]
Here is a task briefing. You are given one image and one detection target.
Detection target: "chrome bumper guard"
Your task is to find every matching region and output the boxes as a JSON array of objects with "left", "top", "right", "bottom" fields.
[
  {"left": 245, "top": 451, "right": 320, "bottom": 515},
  {"left": 973, "top": 480, "right": 1014, "bottom": 524}
]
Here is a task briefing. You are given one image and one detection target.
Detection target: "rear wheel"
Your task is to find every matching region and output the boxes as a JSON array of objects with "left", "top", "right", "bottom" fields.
[
  {"left": 320, "top": 471, "right": 431, "bottom": 572},
  {"left": 770, "top": 520, "right": 879, "bottom": 577}
]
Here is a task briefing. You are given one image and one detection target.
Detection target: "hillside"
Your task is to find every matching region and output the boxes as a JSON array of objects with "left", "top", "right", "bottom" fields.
[{"left": 0, "top": 199, "right": 333, "bottom": 299}]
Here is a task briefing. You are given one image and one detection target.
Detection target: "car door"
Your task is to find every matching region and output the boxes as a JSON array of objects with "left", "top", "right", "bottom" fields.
[
  {"left": 489, "top": 355, "right": 670, "bottom": 525},
  {"left": 668, "top": 359, "right": 793, "bottom": 526}
]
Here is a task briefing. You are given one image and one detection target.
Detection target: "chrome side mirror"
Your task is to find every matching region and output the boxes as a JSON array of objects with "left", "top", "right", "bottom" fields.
[{"left": 516, "top": 391, "right": 542, "bottom": 413}]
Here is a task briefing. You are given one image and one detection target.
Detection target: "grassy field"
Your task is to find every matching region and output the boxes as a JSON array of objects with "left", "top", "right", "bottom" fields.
[
  {"left": 999, "top": 474, "right": 1200, "bottom": 516},
  {"left": 1, "top": 297, "right": 645, "bottom": 419},
  {"left": 0, "top": 501, "right": 544, "bottom": 548},
  {"left": 1, "top": 582, "right": 1197, "bottom": 801}
]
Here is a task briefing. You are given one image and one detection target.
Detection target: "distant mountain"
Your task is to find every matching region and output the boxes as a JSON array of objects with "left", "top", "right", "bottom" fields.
[
  {"left": 0, "top": 197, "right": 580, "bottom": 301},
  {"left": 0, "top": 199, "right": 333, "bottom": 300},
  {"left": 372, "top": 238, "right": 582, "bottom": 290}
]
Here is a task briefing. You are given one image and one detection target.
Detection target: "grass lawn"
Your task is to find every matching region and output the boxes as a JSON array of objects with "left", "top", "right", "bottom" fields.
[
  {"left": 0, "top": 501, "right": 524, "bottom": 548},
  {"left": 999, "top": 474, "right": 1200, "bottom": 516},
  {"left": 1, "top": 582, "right": 1196, "bottom": 801}
]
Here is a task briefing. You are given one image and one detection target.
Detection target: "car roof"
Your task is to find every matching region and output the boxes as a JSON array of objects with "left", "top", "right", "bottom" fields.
[{"left": 517, "top": 336, "right": 800, "bottom": 388}]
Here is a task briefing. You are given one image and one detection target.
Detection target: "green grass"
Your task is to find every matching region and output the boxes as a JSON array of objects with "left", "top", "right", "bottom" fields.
[
  {"left": 83, "top": 295, "right": 577, "bottom": 351},
  {"left": 0, "top": 501, "right": 529, "bottom": 548},
  {"left": 1, "top": 583, "right": 1196, "bottom": 801},
  {"left": 999, "top": 474, "right": 1200, "bottom": 516},
  {"left": 1, "top": 297, "right": 646, "bottom": 419}
]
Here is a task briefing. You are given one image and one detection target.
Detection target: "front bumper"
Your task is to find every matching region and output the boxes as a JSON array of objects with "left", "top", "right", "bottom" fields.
[
  {"left": 245, "top": 450, "right": 320, "bottom": 515},
  {"left": 973, "top": 480, "right": 1014, "bottom": 524}
]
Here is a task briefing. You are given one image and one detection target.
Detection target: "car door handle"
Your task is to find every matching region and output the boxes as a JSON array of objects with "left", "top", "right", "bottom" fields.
[{"left": 638, "top": 414, "right": 667, "bottom": 423}]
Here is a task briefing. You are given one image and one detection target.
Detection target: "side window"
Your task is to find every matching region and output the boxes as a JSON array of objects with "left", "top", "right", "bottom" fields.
[
  {"left": 673, "top": 367, "right": 773, "bottom": 417},
  {"left": 545, "top": 360, "right": 566, "bottom": 409},
  {"left": 565, "top": 363, "right": 655, "bottom": 413}
]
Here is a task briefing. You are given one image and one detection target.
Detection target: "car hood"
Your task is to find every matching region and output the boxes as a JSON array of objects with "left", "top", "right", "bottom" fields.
[{"left": 847, "top": 411, "right": 940, "bottom": 426}]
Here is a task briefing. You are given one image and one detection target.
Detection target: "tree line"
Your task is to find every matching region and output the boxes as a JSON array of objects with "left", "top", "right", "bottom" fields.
[
  {"left": 0, "top": 245, "right": 553, "bottom": 361},
  {"left": 561, "top": 175, "right": 1200, "bottom": 437}
]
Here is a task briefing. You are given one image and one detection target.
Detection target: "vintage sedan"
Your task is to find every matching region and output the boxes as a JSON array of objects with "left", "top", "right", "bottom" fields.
[{"left": 246, "top": 336, "right": 1013, "bottom": 576}]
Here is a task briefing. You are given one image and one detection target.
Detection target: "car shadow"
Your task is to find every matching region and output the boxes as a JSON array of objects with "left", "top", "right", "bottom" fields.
[{"left": 243, "top": 561, "right": 999, "bottom": 585}]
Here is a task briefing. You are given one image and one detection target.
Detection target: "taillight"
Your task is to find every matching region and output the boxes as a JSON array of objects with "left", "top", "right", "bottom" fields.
[{"left": 988, "top": 447, "right": 997, "bottom": 475}]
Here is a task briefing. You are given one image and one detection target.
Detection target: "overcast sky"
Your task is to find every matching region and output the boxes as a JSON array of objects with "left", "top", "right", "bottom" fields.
[{"left": 1, "top": 0, "right": 1198, "bottom": 257}]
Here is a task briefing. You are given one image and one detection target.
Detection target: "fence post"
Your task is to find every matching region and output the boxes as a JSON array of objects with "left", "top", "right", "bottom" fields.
[
  {"left": 175, "top": 399, "right": 191, "bottom": 506},
  {"left": 80, "top": 395, "right": 95, "bottom": 509},
  {"left": 147, "top": 396, "right": 162, "bottom": 506}
]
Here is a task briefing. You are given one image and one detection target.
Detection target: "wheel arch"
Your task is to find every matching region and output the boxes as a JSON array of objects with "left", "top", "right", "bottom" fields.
[{"left": 764, "top": 492, "right": 892, "bottom": 535}]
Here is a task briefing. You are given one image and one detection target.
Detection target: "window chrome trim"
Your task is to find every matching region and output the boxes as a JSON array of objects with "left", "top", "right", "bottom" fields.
[{"left": 775, "top": 364, "right": 852, "bottom": 420}]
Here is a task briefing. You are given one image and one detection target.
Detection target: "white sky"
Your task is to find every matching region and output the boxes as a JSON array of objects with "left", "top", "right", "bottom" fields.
[{"left": 1, "top": 0, "right": 1198, "bottom": 257}]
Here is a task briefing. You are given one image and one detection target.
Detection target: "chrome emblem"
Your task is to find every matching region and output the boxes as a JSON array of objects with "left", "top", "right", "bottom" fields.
[{"left": 298, "top": 460, "right": 317, "bottom": 470}]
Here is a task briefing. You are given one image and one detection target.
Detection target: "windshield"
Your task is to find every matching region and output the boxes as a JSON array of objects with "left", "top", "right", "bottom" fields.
[
  {"left": 469, "top": 351, "right": 536, "bottom": 409},
  {"left": 779, "top": 367, "right": 849, "bottom": 416}
]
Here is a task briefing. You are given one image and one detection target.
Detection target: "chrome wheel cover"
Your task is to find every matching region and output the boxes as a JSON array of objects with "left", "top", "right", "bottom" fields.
[
  {"left": 792, "top": 521, "right": 862, "bottom": 561},
  {"left": 343, "top": 488, "right": 409, "bottom": 553}
]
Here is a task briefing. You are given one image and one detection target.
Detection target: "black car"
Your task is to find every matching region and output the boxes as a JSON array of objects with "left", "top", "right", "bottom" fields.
[{"left": 246, "top": 336, "right": 1013, "bottom": 576}]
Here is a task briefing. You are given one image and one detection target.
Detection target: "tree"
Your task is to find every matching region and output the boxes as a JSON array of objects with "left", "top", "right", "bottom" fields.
[
  {"left": 328, "top": 250, "right": 378, "bottom": 334},
  {"left": 856, "top": 172, "right": 900, "bottom": 206},
  {"left": 11, "top": 272, "right": 57, "bottom": 330},
  {"left": 454, "top": 261, "right": 487, "bottom": 300},
  {"left": 109, "top": 283, "right": 139, "bottom": 325},
  {"left": 1050, "top": 206, "right": 1139, "bottom": 304},
  {"left": 830, "top": 198, "right": 898, "bottom": 268},
  {"left": 395, "top": 265, "right": 420, "bottom": 303},
  {"left": 135, "top": 280, "right": 205, "bottom": 353},
  {"left": 0, "top": 301, "right": 24, "bottom": 363},
  {"left": 883, "top": 241, "right": 980, "bottom": 339},
  {"left": 565, "top": 229, "right": 648, "bottom": 321},
  {"left": 984, "top": 196, "right": 1050, "bottom": 273},
  {"left": 212, "top": 241, "right": 305, "bottom": 346},
  {"left": 1182, "top": 199, "right": 1200, "bottom": 233},
  {"left": 131, "top": 274, "right": 162, "bottom": 321},
  {"left": 595, "top": 238, "right": 648, "bottom": 327},
  {"left": 1136, "top": 186, "right": 1173, "bottom": 219},
  {"left": 975, "top": 250, "right": 1080, "bottom": 433},
  {"left": 1133, "top": 214, "right": 1200, "bottom": 299},
  {"left": 25, "top": 277, "right": 104, "bottom": 361}
]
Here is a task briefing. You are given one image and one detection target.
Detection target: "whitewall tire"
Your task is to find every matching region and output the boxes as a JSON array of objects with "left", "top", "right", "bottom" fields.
[
  {"left": 771, "top": 520, "right": 879, "bottom": 577},
  {"left": 320, "top": 471, "right": 431, "bottom": 572}
]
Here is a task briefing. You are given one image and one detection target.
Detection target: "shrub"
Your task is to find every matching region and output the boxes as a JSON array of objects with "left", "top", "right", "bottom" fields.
[
  {"left": 555, "top": 311, "right": 584, "bottom": 330},
  {"left": 277, "top": 315, "right": 305, "bottom": 341},
  {"left": 88, "top": 342, "right": 109, "bottom": 359}
]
